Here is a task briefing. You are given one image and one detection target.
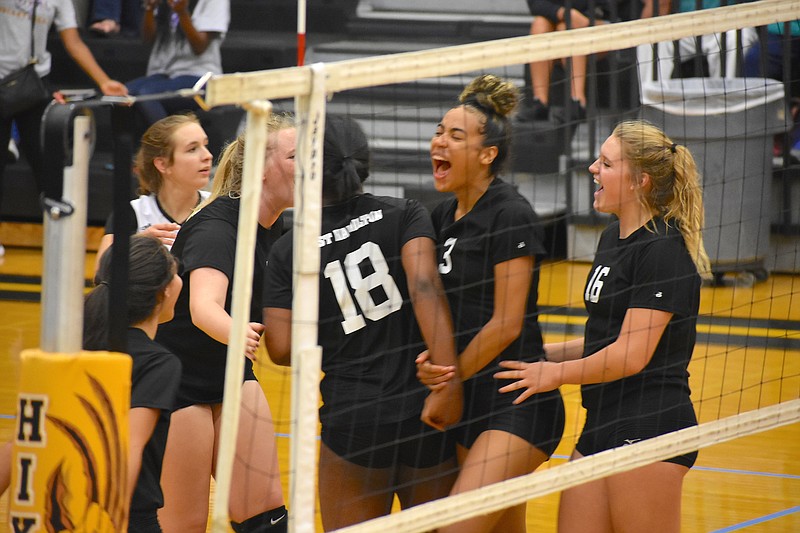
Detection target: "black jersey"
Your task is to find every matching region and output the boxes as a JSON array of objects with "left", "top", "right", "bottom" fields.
[
  {"left": 431, "top": 178, "right": 547, "bottom": 378},
  {"left": 126, "top": 327, "right": 181, "bottom": 516},
  {"left": 581, "top": 218, "right": 701, "bottom": 417},
  {"left": 263, "top": 194, "right": 434, "bottom": 428},
  {"left": 156, "top": 196, "right": 283, "bottom": 406}
]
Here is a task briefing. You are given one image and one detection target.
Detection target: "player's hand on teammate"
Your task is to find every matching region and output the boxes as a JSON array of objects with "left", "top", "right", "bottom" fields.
[
  {"left": 415, "top": 350, "right": 457, "bottom": 392},
  {"left": 494, "top": 360, "right": 563, "bottom": 404},
  {"left": 421, "top": 379, "right": 463, "bottom": 431},
  {"left": 141, "top": 222, "right": 181, "bottom": 248},
  {"left": 244, "top": 322, "right": 265, "bottom": 361}
]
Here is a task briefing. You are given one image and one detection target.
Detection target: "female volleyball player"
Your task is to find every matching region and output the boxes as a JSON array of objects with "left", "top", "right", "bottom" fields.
[
  {"left": 155, "top": 115, "right": 295, "bottom": 533},
  {"left": 95, "top": 113, "right": 212, "bottom": 270},
  {"left": 496, "top": 119, "right": 708, "bottom": 532},
  {"left": 84, "top": 234, "right": 182, "bottom": 532},
  {"left": 418, "top": 74, "right": 565, "bottom": 533},
  {"left": 262, "top": 114, "right": 463, "bottom": 530}
]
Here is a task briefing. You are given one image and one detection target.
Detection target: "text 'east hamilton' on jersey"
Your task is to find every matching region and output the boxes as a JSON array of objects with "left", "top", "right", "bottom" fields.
[{"left": 318, "top": 209, "right": 384, "bottom": 248}]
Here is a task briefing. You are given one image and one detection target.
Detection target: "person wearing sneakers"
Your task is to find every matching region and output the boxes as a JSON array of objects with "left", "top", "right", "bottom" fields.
[{"left": 519, "top": 0, "right": 609, "bottom": 123}]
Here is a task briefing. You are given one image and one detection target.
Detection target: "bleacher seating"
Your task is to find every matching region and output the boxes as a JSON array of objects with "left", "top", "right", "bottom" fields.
[{"left": 2, "top": 0, "right": 637, "bottom": 236}]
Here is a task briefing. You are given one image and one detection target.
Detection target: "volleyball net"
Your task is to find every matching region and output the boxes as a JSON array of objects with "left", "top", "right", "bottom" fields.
[{"left": 199, "top": 1, "right": 800, "bottom": 532}]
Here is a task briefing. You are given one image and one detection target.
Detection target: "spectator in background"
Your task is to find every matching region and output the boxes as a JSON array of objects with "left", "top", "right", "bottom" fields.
[
  {"left": 89, "top": 0, "right": 144, "bottom": 36},
  {"left": 0, "top": 0, "right": 128, "bottom": 257},
  {"left": 743, "top": 20, "right": 800, "bottom": 157},
  {"left": 6, "top": 121, "right": 19, "bottom": 164},
  {"left": 637, "top": 0, "right": 756, "bottom": 85},
  {"left": 519, "top": 0, "right": 609, "bottom": 123},
  {"left": 126, "top": 0, "right": 229, "bottom": 132}
]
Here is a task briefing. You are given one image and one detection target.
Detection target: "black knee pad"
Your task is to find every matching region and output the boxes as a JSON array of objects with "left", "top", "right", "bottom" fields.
[{"left": 230, "top": 506, "right": 288, "bottom": 533}]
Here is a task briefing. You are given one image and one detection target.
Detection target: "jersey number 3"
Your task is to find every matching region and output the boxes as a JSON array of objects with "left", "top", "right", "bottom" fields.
[
  {"left": 323, "top": 241, "right": 403, "bottom": 334},
  {"left": 438, "top": 237, "right": 457, "bottom": 275}
]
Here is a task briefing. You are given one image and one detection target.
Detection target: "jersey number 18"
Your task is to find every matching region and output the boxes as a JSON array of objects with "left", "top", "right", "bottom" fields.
[{"left": 323, "top": 241, "right": 403, "bottom": 334}]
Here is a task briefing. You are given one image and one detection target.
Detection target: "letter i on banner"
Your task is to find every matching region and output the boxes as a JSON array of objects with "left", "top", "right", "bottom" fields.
[{"left": 9, "top": 350, "right": 132, "bottom": 533}]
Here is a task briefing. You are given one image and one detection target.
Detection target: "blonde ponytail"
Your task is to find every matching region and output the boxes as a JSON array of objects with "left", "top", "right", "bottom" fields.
[
  {"left": 192, "top": 113, "right": 295, "bottom": 216},
  {"left": 613, "top": 120, "right": 711, "bottom": 277}
]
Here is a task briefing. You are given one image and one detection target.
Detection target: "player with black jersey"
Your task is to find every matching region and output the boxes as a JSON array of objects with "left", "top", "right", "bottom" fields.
[
  {"left": 418, "top": 74, "right": 565, "bottom": 533},
  {"left": 578, "top": 216, "right": 700, "bottom": 463},
  {"left": 84, "top": 234, "right": 183, "bottom": 532},
  {"left": 262, "top": 115, "right": 462, "bottom": 531},
  {"left": 155, "top": 116, "right": 294, "bottom": 533},
  {"left": 497, "top": 120, "right": 710, "bottom": 532},
  {"left": 156, "top": 194, "right": 281, "bottom": 405}
]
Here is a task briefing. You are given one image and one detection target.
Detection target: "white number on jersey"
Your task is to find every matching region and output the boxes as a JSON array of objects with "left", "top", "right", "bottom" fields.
[
  {"left": 438, "top": 237, "right": 457, "bottom": 275},
  {"left": 323, "top": 241, "right": 403, "bottom": 334},
  {"left": 585, "top": 265, "right": 610, "bottom": 304}
]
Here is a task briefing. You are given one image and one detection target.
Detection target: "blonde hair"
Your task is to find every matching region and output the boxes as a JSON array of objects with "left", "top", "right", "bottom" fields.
[
  {"left": 458, "top": 74, "right": 519, "bottom": 176},
  {"left": 135, "top": 113, "right": 200, "bottom": 195},
  {"left": 196, "top": 113, "right": 295, "bottom": 213},
  {"left": 613, "top": 119, "right": 711, "bottom": 276}
]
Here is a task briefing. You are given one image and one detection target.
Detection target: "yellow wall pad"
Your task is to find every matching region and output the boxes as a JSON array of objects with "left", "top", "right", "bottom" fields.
[{"left": 9, "top": 349, "right": 131, "bottom": 533}]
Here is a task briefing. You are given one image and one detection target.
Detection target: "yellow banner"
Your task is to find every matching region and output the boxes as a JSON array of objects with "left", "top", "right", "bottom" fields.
[{"left": 9, "top": 350, "right": 131, "bottom": 533}]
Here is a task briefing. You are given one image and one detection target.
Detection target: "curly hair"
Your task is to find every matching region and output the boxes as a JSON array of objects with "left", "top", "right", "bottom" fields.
[{"left": 458, "top": 74, "right": 519, "bottom": 176}]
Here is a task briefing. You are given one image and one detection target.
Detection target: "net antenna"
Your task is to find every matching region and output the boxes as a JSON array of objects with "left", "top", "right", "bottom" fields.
[{"left": 297, "top": 0, "right": 307, "bottom": 66}]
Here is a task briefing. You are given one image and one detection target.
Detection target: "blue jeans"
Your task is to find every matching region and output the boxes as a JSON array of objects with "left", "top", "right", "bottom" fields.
[
  {"left": 744, "top": 33, "right": 800, "bottom": 148},
  {"left": 126, "top": 74, "right": 202, "bottom": 127},
  {"left": 0, "top": 77, "right": 52, "bottom": 216},
  {"left": 743, "top": 34, "right": 799, "bottom": 78},
  {"left": 91, "top": 0, "right": 143, "bottom": 34}
]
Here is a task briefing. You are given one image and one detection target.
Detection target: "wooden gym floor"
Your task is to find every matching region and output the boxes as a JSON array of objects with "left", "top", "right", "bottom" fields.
[{"left": 0, "top": 242, "right": 798, "bottom": 532}]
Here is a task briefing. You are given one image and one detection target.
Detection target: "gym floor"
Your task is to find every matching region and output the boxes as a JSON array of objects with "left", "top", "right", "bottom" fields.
[{"left": 0, "top": 244, "right": 797, "bottom": 532}]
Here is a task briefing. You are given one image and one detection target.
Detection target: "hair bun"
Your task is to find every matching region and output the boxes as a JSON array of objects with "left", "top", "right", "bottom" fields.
[{"left": 459, "top": 74, "right": 519, "bottom": 117}]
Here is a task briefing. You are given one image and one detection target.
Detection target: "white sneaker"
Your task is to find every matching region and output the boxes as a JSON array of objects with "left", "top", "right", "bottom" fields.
[
  {"left": 0, "top": 243, "right": 5, "bottom": 257},
  {"left": 7, "top": 139, "right": 19, "bottom": 163}
]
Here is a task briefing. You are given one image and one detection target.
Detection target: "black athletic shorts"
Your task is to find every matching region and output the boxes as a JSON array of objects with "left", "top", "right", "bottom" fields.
[
  {"left": 455, "top": 378, "right": 565, "bottom": 456},
  {"left": 576, "top": 406, "right": 698, "bottom": 468},
  {"left": 322, "top": 415, "right": 457, "bottom": 469},
  {"left": 174, "top": 365, "right": 257, "bottom": 410},
  {"left": 128, "top": 511, "right": 162, "bottom": 533}
]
